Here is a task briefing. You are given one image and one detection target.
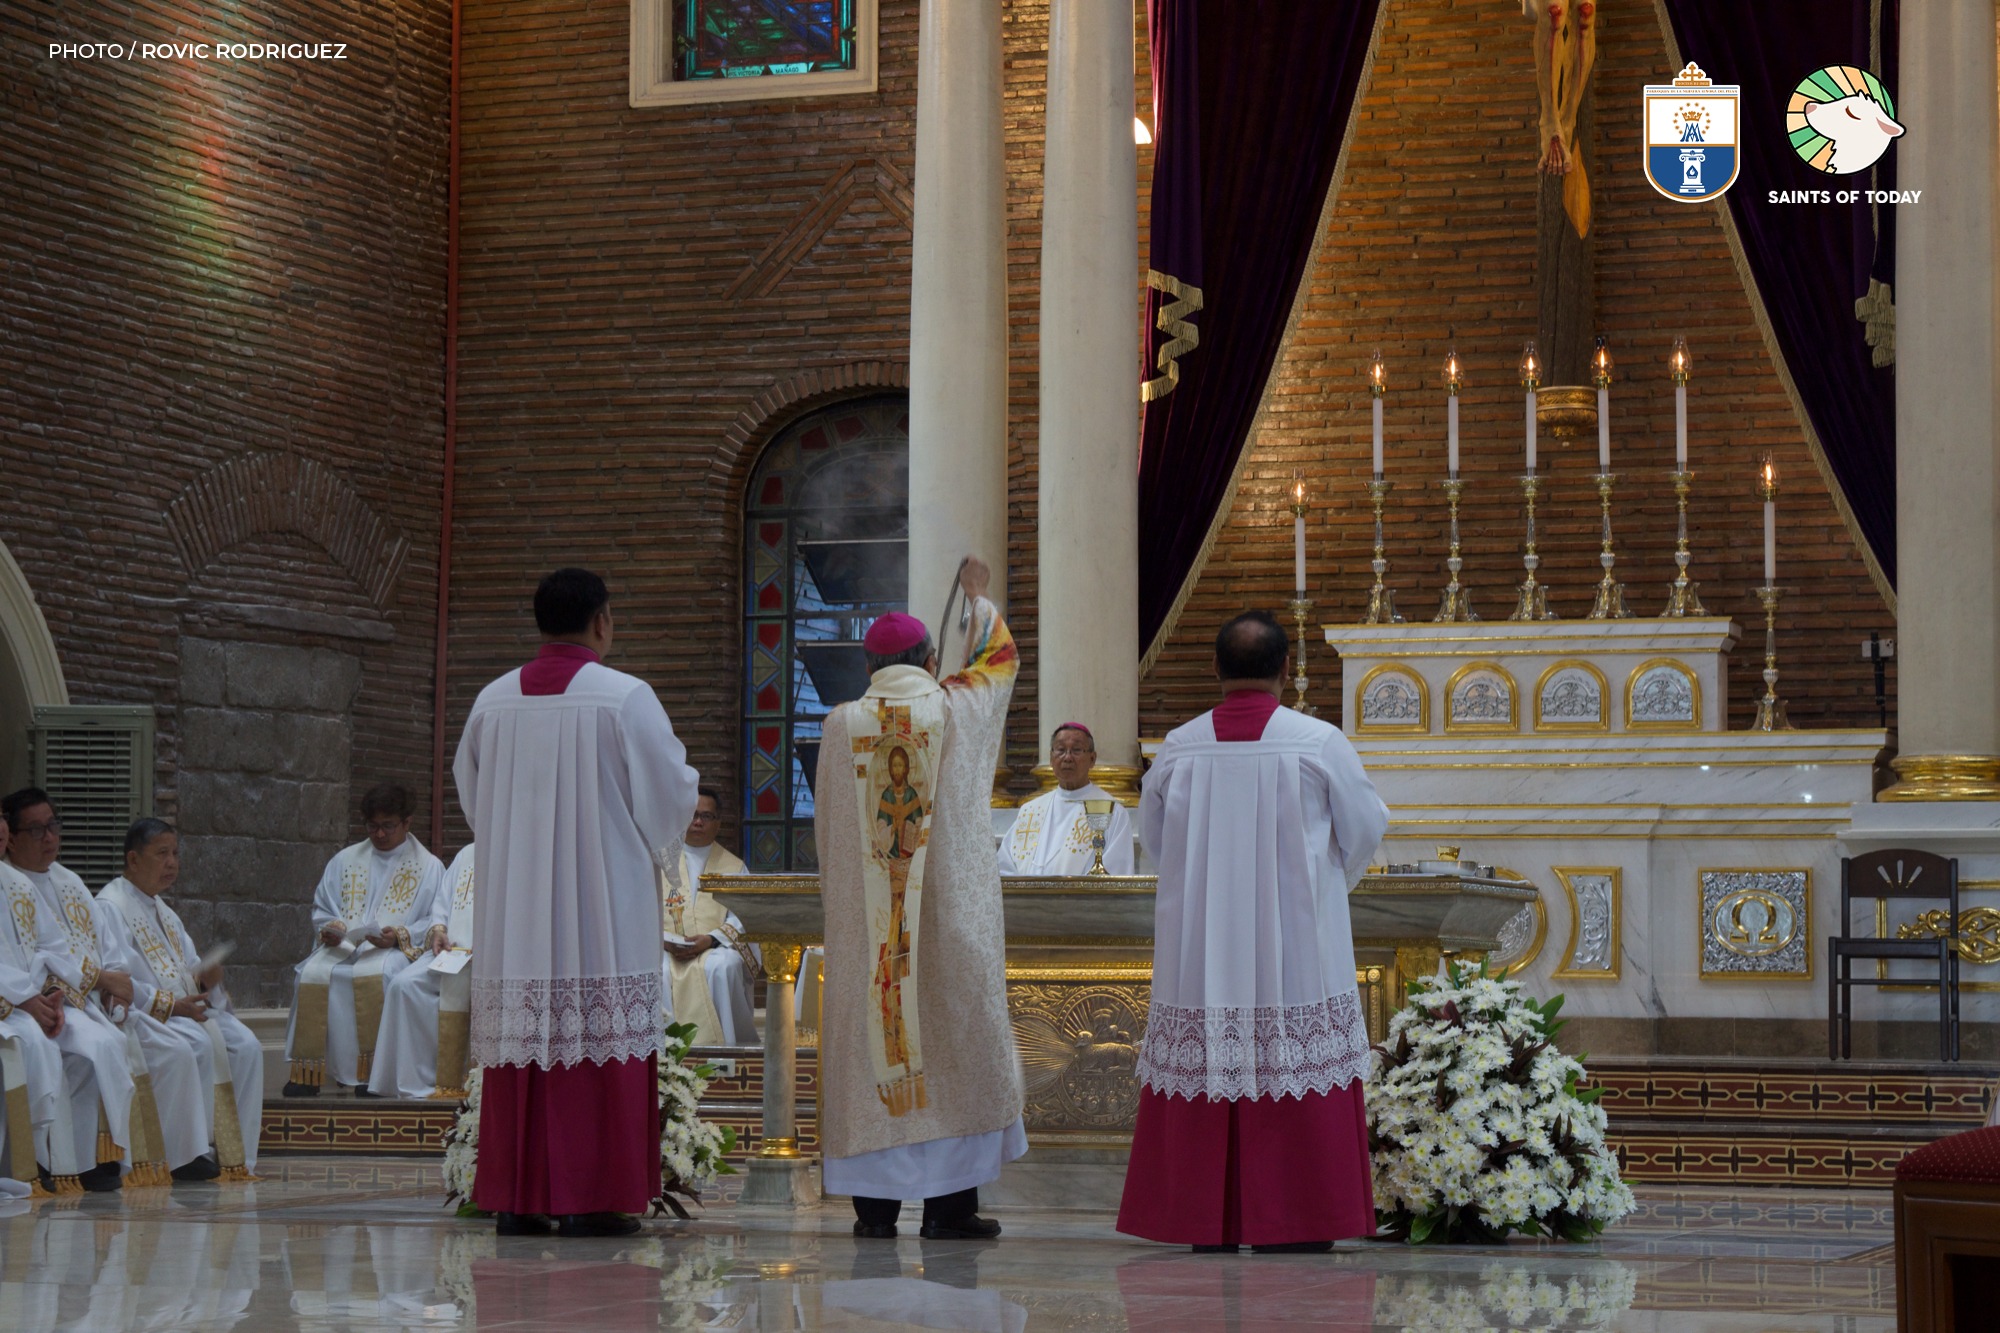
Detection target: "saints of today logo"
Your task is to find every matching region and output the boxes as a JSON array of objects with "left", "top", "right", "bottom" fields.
[{"left": 1787, "top": 65, "right": 1904, "bottom": 175}]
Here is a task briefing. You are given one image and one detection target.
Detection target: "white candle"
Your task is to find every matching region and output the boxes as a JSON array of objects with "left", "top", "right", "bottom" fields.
[
  {"left": 1525, "top": 390, "right": 1537, "bottom": 473},
  {"left": 1675, "top": 383, "right": 1688, "bottom": 470},
  {"left": 1294, "top": 507, "right": 1307, "bottom": 593},
  {"left": 1764, "top": 493, "right": 1777, "bottom": 585},
  {"left": 1371, "top": 397, "right": 1384, "bottom": 477},
  {"left": 1447, "top": 396, "right": 1460, "bottom": 477},
  {"left": 1597, "top": 387, "right": 1611, "bottom": 471}
]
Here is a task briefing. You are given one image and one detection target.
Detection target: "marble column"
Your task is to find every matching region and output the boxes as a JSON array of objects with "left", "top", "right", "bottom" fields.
[
  {"left": 1881, "top": 3, "right": 2000, "bottom": 800},
  {"left": 907, "top": 0, "right": 1009, "bottom": 627},
  {"left": 1036, "top": 0, "right": 1141, "bottom": 793}
]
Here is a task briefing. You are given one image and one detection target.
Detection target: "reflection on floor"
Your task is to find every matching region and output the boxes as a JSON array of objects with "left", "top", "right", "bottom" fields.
[{"left": 0, "top": 1155, "right": 1894, "bottom": 1331}]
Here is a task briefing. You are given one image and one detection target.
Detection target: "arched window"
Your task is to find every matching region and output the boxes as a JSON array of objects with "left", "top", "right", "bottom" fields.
[{"left": 742, "top": 395, "right": 909, "bottom": 871}]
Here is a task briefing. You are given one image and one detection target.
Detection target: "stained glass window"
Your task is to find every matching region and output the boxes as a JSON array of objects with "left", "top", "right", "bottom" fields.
[
  {"left": 743, "top": 395, "right": 908, "bottom": 872},
  {"left": 673, "top": 0, "right": 858, "bottom": 83}
]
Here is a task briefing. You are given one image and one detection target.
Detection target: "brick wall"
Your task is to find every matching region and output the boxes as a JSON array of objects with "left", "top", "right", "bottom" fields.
[{"left": 1, "top": 1, "right": 450, "bottom": 1001}]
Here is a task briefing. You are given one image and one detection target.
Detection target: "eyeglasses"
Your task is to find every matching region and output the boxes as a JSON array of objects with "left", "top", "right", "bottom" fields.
[
  {"left": 690, "top": 810, "right": 721, "bottom": 823},
  {"left": 1050, "top": 748, "right": 1095, "bottom": 760},
  {"left": 365, "top": 820, "right": 406, "bottom": 835},
  {"left": 14, "top": 820, "right": 61, "bottom": 839}
]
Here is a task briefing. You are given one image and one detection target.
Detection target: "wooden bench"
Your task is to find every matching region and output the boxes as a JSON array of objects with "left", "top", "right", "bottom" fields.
[{"left": 1895, "top": 1126, "right": 2000, "bottom": 1330}]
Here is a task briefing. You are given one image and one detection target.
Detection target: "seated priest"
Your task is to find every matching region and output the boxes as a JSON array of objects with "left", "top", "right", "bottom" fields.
[
  {"left": 0, "top": 830, "right": 99, "bottom": 1194},
  {"left": 998, "top": 724, "right": 1135, "bottom": 876},
  {"left": 366, "top": 841, "right": 475, "bottom": 1100},
  {"left": 283, "top": 784, "right": 446, "bottom": 1096},
  {"left": 95, "top": 818, "right": 264, "bottom": 1179},
  {"left": 660, "top": 787, "right": 758, "bottom": 1046}
]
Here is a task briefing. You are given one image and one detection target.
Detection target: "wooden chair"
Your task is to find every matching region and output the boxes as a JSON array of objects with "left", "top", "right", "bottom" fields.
[
  {"left": 1829, "top": 848, "right": 1959, "bottom": 1062},
  {"left": 1895, "top": 1127, "right": 2000, "bottom": 1331}
]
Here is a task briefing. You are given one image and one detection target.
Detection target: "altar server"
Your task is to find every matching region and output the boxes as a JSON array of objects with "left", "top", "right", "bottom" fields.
[
  {"left": 367, "top": 841, "right": 476, "bottom": 1100},
  {"left": 95, "top": 818, "right": 263, "bottom": 1177},
  {"left": 4, "top": 789, "right": 141, "bottom": 1190},
  {"left": 457, "top": 567, "right": 700, "bottom": 1236},
  {"left": 815, "top": 556, "right": 1024, "bottom": 1241},
  {"left": 998, "top": 724, "right": 1135, "bottom": 876},
  {"left": 0, "top": 831, "right": 94, "bottom": 1192},
  {"left": 283, "top": 785, "right": 446, "bottom": 1095},
  {"left": 1117, "top": 611, "right": 1388, "bottom": 1252},
  {"left": 661, "top": 789, "right": 758, "bottom": 1045}
]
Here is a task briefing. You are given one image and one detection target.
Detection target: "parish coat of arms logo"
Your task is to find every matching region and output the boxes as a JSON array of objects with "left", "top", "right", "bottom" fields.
[{"left": 1643, "top": 62, "right": 1740, "bottom": 202}]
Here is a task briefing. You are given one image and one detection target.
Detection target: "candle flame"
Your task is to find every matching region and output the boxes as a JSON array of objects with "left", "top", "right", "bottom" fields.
[
  {"left": 1443, "top": 349, "right": 1461, "bottom": 389},
  {"left": 1520, "top": 341, "right": 1539, "bottom": 385},
  {"left": 1672, "top": 335, "right": 1692, "bottom": 381},
  {"left": 1592, "top": 335, "right": 1612, "bottom": 386},
  {"left": 1369, "top": 348, "right": 1385, "bottom": 389}
]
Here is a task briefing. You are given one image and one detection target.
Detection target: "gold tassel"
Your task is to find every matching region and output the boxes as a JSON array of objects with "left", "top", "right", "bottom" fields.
[
  {"left": 29, "top": 1178, "right": 54, "bottom": 1199},
  {"left": 53, "top": 1174, "right": 83, "bottom": 1195},
  {"left": 288, "top": 1058, "right": 324, "bottom": 1088},
  {"left": 354, "top": 1053, "right": 372, "bottom": 1083},
  {"left": 218, "top": 1165, "right": 261, "bottom": 1183},
  {"left": 96, "top": 1132, "right": 118, "bottom": 1165}
]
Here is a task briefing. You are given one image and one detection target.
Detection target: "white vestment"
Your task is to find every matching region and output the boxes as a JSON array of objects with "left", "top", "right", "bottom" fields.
[
  {"left": 0, "top": 861, "right": 89, "bottom": 1179},
  {"left": 368, "top": 842, "right": 476, "bottom": 1099},
  {"left": 1136, "top": 705, "right": 1389, "bottom": 1102},
  {"left": 660, "top": 842, "right": 759, "bottom": 1045},
  {"left": 997, "top": 783, "right": 1135, "bottom": 876},
  {"left": 94, "top": 877, "right": 263, "bottom": 1173},
  {"left": 456, "top": 659, "right": 699, "bottom": 1070},
  {"left": 15, "top": 862, "right": 143, "bottom": 1170},
  {"left": 284, "top": 838, "right": 446, "bottom": 1088}
]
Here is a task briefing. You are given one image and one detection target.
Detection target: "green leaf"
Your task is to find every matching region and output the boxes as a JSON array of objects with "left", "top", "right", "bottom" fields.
[{"left": 1408, "top": 1212, "right": 1439, "bottom": 1245}]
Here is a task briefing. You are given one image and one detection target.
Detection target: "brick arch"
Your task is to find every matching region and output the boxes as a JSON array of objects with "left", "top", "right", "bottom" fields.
[
  {"left": 709, "top": 361, "right": 910, "bottom": 501},
  {"left": 163, "top": 451, "right": 411, "bottom": 609}
]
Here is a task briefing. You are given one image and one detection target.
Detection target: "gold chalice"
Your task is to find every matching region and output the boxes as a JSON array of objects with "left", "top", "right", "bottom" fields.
[{"left": 1083, "top": 799, "right": 1116, "bottom": 876}]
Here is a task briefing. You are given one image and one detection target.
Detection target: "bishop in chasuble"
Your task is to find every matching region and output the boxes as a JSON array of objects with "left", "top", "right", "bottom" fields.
[
  {"left": 997, "top": 722, "right": 1136, "bottom": 876},
  {"left": 659, "top": 788, "right": 758, "bottom": 1046},
  {"left": 95, "top": 818, "right": 264, "bottom": 1179},
  {"left": 815, "top": 556, "right": 1024, "bottom": 1242},
  {"left": 283, "top": 784, "right": 446, "bottom": 1094},
  {"left": 1117, "top": 612, "right": 1389, "bottom": 1252},
  {"left": 457, "top": 568, "right": 700, "bottom": 1237},
  {"left": 367, "top": 841, "right": 476, "bottom": 1100},
  {"left": 0, "top": 844, "right": 98, "bottom": 1191}
]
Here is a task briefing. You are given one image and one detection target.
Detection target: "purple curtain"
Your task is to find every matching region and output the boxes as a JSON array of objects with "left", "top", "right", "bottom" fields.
[
  {"left": 1659, "top": 0, "right": 1898, "bottom": 582},
  {"left": 1138, "top": 0, "right": 1383, "bottom": 656}
]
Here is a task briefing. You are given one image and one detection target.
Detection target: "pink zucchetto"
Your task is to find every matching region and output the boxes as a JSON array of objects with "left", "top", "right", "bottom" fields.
[{"left": 863, "top": 613, "right": 929, "bottom": 656}]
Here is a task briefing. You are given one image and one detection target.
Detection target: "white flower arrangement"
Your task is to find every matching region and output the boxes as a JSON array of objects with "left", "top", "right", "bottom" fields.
[
  {"left": 1366, "top": 958, "right": 1635, "bottom": 1244},
  {"left": 441, "top": 1019, "right": 737, "bottom": 1218},
  {"left": 1371, "top": 1262, "right": 1638, "bottom": 1331}
]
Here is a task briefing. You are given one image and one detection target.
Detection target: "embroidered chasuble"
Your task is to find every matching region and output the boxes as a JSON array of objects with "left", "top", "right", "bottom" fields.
[
  {"left": 814, "top": 597, "right": 1023, "bottom": 1162},
  {"left": 287, "top": 837, "right": 445, "bottom": 1088},
  {"left": 998, "top": 783, "right": 1137, "bottom": 877},
  {"left": 659, "top": 842, "right": 754, "bottom": 1045},
  {"left": 0, "top": 861, "right": 83, "bottom": 1187}
]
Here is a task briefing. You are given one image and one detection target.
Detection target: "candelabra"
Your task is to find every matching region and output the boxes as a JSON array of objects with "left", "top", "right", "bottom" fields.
[
  {"left": 1752, "top": 585, "right": 1791, "bottom": 730},
  {"left": 1433, "top": 478, "right": 1477, "bottom": 622},
  {"left": 1289, "top": 596, "right": 1317, "bottom": 716},
  {"left": 1510, "top": 474, "right": 1555, "bottom": 621},
  {"left": 1660, "top": 470, "right": 1706, "bottom": 616},
  {"left": 1363, "top": 477, "right": 1402, "bottom": 624},
  {"left": 1587, "top": 472, "right": 1632, "bottom": 619}
]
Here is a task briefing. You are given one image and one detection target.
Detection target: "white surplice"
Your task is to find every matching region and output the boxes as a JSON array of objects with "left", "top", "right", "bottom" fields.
[
  {"left": 456, "top": 659, "right": 699, "bottom": 1070},
  {"left": 660, "top": 841, "right": 759, "bottom": 1045},
  {"left": 94, "top": 877, "right": 264, "bottom": 1173},
  {"left": 1136, "top": 706, "right": 1389, "bottom": 1102},
  {"left": 368, "top": 842, "right": 476, "bottom": 1099},
  {"left": 283, "top": 838, "right": 446, "bottom": 1087},
  {"left": 0, "top": 861, "right": 89, "bottom": 1179},
  {"left": 13, "top": 861, "right": 142, "bottom": 1169},
  {"left": 997, "top": 783, "right": 1135, "bottom": 876}
]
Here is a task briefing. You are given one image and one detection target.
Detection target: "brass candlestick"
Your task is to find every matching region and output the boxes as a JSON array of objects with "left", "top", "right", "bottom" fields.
[
  {"left": 1433, "top": 478, "right": 1477, "bottom": 622},
  {"left": 1289, "top": 596, "right": 1317, "bottom": 716},
  {"left": 1587, "top": 472, "right": 1632, "bottom": 619},
  {"left": 1510, "top": 474, "right": 1555, "bottom": 621},
  {"left": 1364, "top": 477, "right": 1402, "bottom": 624},
  {"left": 1752, "top": 585, "right": 1791, "bottom": 730},
  {"left": 1660, "top": 470, "right": 1706, "bottom": 616}
]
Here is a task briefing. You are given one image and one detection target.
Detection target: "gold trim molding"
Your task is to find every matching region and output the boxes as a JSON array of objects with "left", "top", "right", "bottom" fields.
[
  {"left": 1551, "top": 866, "right": 1622, "bottom": 979},
  {"left": 1880, "top": 754, "right": 2000, "bottom": 802}
]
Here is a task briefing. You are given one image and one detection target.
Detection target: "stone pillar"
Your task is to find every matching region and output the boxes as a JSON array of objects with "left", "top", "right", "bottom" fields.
[
  {"left": 907, "top": 0, "right": 1009, "bottom": 628},
  {"left": 1036, "top": 0, "right": 1141, "bottom": 795},
  {"left": 1882, "top": 3, "right": 2000, "bottom": 800}
]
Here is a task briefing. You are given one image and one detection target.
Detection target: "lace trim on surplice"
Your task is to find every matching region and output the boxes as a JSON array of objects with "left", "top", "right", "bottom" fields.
[
  {"left": 471, "top": 972, "right": 662, "bottom": 1069},
  {"left": 1135, "top": 991, "right": 1373, "bottom": 1101}
]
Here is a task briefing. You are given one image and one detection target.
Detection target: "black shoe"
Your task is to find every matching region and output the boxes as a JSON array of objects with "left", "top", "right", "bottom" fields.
[
  {"left": 853, "top": 1221, "right": 898, "bottom": 1240},
  {"left": 171, "top": 1156, "right": 222, "bottom": 1183},
  {"left": 1192, "top": 1244, "right": 1240, "bottom": 1253},
  {"left": 1250, "top": 1240, "right": 1333, "bottom": 1254},
  {"left": 78, "top": 1163, "right": 122, "bottom": 1193},
  {"left": 556, "top": 1212, "right": 642, "bottom": 1238},
  {"left": 918, "top": 1215, "right": 1001, "bottom": 1240},
  {"left": 495, "top": 1212, "right": 555, "bottom": 1236},
  {"left": 282, "top": 1082, "right": 320, "bottom": 1098},
  {"left": 353, "top": 1088, "right": 382, "bottom": 1100}
]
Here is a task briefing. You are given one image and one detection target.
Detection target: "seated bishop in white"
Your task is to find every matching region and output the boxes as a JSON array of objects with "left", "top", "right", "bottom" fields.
[
  {"left": 998, "top": 723, "right": 1135, "bottom": 876},
  {"left": 660, "top": 788, "right": 759, "bottom": 1046},
  {"left": 94, "top": 818, "right": 264, "bottom": 1177},
  {"left": 367, "top": 841, "right": 476, "bottom": 1099},
  {"left": 0, "top": 855, "right": 96, "bottom": 1189},
  {"left": 284, "top": 785, "right": 446, "bottom": 1094}
]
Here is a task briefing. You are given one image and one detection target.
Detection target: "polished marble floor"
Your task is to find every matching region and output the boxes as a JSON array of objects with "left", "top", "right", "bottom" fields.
[{"left": 0, "top": 1156, "right": 1895, "bottom": 1331}]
